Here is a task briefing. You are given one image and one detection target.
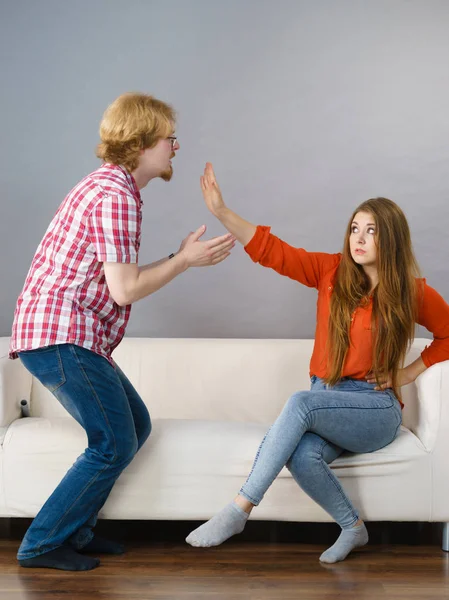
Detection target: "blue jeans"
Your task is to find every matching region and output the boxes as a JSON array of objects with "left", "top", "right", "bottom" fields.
[
  {"left": 17, "top": 343, "right": 151, "bottom": 560},
  {"left": 240, "top": 376, "right": 402, "bottom": 529}
]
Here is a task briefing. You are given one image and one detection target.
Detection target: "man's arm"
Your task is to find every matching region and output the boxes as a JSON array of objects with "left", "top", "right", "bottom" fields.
[{"left": 104, "top": 226, "right": 235, "bottom": 306}]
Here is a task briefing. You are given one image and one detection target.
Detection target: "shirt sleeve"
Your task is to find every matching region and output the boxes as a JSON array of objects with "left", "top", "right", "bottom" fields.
[
  {"left": 417, "top": 279, "right": 449, "bottom": 367},
  {"left": 244, "top": 225, "right": 341, "bottom": 289},
  {"left": 88, "top": 194, "right": 140, "bottom": 263}
]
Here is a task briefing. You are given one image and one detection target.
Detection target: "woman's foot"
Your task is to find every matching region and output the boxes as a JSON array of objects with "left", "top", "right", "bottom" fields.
[
  {"left": 186, "top": 500, "right": 250, "bottom": 547},
  {"left": 319, "top": 522, "right": 369, "bottom": 563}
]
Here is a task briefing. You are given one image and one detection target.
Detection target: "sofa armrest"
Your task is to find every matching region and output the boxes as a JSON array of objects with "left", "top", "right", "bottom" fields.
[
  {"left": 0, "top": 338, "right": 32, "bottom": 431},
  {"left": 411, "top": 358, "right": 449, "bottom": 452},
  {"left": 419, "top": 357, "right": 449, "bottom": 521}
]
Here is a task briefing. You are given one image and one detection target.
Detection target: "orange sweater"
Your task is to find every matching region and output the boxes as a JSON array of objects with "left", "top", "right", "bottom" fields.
[{"left": 245, "top": 225, "right": 449, "bottom": 379}]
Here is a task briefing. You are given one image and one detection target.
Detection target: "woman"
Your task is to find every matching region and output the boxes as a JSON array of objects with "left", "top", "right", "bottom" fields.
[{"left": 186, "top": 163, "right": 449, "bottom": 563}]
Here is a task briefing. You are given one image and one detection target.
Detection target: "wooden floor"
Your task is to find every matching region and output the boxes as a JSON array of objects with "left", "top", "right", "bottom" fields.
[{"left": 1, "top": 540, "right": 449, "bottom": 600}]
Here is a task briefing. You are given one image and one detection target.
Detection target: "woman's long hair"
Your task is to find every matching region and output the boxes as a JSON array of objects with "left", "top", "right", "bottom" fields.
[{"left": 326, "top": 198, "right": 421, "bottom": 398}]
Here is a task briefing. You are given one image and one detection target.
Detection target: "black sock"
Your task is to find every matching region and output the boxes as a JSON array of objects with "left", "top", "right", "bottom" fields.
[
  {"left": 79, "top": 536, "right": 125, "bottom": 555},
  {"left": 19, "top": 547, "right": 100, "bottom": 571}
]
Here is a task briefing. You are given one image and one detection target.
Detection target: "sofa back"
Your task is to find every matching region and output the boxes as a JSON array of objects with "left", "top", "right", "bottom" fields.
[{"left": 27, "top": 337, "right": 427, "bottom": 429}]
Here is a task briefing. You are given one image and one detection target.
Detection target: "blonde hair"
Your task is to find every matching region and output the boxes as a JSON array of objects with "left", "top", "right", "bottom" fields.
[
  {"left": 326, "top": 197, "right": 421, "bottom": 399},
  {"left": 96, "top": 92, "right": 176, "bottom": 172}
]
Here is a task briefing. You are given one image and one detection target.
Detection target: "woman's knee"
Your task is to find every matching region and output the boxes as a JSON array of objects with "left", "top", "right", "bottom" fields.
[{"left": 283, "top": 390, "right": 312, "bottom": 423}]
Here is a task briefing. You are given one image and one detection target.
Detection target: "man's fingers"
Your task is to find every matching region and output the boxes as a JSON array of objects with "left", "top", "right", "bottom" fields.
[
  {"left": 191, "top": 224, "right": 207, "bottom": 241},
  {"left": 205, "top": 233, "right": 235, "bottom": 249},
  {"left": 211, "top": 251, "right": 231, "bottom": 265},
  {"left": 209, "top": 238, "right": 235, "bottom": 255}
]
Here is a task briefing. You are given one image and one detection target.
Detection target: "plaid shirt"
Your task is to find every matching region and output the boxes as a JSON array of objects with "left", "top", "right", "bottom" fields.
[{"left": 10, "top": 164, "right": 142, "bottom": 361}]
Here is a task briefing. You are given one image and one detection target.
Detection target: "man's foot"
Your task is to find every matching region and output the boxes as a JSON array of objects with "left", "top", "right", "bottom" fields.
[
  {"left": 186, "top": 502, "right": 249, "bottom": 547},
  {"left": 319, "top": 522, "right": 369, "bottom": 563},
  {"left": 79, "top": 536, "right": 125, "bottom": 555},
  {"left": 19, "top": 547, "right": 100, "bottom": 571}
]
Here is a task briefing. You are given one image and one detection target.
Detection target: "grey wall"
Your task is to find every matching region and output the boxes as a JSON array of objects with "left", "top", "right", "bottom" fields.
[{"left": 1, "top": 0, "right": 448, "bottom": 340}]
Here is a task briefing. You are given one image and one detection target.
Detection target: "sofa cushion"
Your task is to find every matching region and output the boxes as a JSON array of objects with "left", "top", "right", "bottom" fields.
[{"left": 2, "top": 417, "right": 431, "bottom": 521}]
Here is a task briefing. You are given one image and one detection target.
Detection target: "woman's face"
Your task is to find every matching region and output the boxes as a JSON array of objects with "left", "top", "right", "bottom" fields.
[{"left": 349, "top": 211, "right": 377, "bottom": 268}]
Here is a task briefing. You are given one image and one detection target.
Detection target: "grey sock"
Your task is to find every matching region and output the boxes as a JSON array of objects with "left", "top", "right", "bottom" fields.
[
  {"left": 319, "top": 523, "right": 369, "bottom": 563},
  {"left": 186, "top": 502, "right": 249, "bottom": 547}
]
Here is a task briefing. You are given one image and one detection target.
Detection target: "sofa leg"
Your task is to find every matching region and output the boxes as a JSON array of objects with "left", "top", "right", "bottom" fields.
[
  {"left": 442, "top": 523, "right": 449, "bottom": 552},
  {"left": 0, "top": 518, "right": 12, "bottom": 539}
]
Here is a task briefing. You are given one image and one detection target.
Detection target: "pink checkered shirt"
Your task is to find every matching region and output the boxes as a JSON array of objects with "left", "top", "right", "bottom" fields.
[{"left": 10, "top": 164, "right": 142, "bottom": 361}]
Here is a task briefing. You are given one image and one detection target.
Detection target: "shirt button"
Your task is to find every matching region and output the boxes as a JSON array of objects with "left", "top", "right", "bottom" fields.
[{"left": 328, "top": 286, "right": 332, "bottom": 290}]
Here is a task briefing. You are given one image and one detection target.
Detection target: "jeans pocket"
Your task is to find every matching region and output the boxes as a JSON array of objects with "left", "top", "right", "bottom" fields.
[{"left": 19, "top": 346, "right": 66, "bottom": 392}]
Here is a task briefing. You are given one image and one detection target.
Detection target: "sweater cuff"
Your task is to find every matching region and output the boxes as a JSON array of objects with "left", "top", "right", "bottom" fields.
[
  {"left": 420, "top": 346, "right": 433, "bottom": 369},
  {"left": 244, "top": 225, "right": 271, "bottom": 263}
]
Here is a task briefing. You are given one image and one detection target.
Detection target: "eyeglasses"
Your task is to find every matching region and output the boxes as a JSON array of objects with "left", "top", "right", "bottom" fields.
[{"left": 167, "top": 136, "right": 177, "bottom": 149}]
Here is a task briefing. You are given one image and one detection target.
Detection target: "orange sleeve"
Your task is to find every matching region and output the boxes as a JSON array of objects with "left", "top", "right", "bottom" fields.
[
  {"left": 244, "top": 225, "right": 342, "bottom": 289},
  {"left": 417, "top": 279, "right": 449, "bottom": 367}
]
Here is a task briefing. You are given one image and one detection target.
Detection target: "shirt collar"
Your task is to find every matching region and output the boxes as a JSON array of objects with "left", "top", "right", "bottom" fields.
[
  {"left": 119, "top": 165, "right": 142, "bottom": 206},
  {"left": 104, "top": 163, "right": 143, "bottom": 206}
]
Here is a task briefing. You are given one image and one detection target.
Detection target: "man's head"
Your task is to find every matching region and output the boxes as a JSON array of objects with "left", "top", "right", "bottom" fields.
[{"left": 96, "top": 92, "right": 180, "bottom": 188}]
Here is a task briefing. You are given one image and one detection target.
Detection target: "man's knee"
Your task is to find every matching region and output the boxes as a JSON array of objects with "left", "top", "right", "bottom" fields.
[
  {"left": 104, "top": 435, "right": 139, "bottom": 467},
  {"left": 137, "top": 414, "right": 152, "bottom": 451},
  {"left": 117, "top": 437, "right": 139, "bottom": 466}
]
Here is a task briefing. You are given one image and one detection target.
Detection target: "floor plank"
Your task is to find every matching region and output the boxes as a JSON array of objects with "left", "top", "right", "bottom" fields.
[{"left": 0, "top": 541, "right": 448, "bottom": 599}]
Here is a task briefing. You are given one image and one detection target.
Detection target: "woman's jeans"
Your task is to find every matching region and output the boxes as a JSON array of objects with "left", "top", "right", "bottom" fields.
[
  {"left": 17, "top": 343, "right": 151, "bottom": 560},
  {"left": 240, "top": 376, "right": 402, "bottom": 529}
]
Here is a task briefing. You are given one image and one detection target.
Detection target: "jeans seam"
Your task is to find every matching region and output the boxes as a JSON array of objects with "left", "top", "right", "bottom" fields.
[
  {"left": 318, "top": 440, "right": 359, "bottom": 527},
  {"left": 305, "top": 400, "right": 395, "bottom": 414},
  {"left": 53, "top": 346, "right": 67, "bottom": 392},
  {"left": 69, "top": 345, "right": 119, "bottom": 461},
  {"left": 239, "top": 490, "right": 259, "bottom": 505},
  {"left": 240, "top": 427, "right": 271, "bottom": 505},
  {"left": 18, "top": 543, "right": 63, "bottom": 560},
  {"left": 390, "top": 418, "right": 402, "bottom": 445}
]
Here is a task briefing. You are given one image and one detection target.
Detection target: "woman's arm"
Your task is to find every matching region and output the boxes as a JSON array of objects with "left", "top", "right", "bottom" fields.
[
  {"left": 200, "top": 163, "right": 256, "bottom": 246},
  {"left": 200, "top": 163, "right": 341, "bottom": 288}
]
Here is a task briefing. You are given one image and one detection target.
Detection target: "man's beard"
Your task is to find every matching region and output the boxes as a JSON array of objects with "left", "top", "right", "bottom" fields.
[{"left": 160, "top": 166, "right": 173, "bottom": 182}]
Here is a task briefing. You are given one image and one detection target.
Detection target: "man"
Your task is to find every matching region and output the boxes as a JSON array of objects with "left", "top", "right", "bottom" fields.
[{"left": 9, "top": 92, "right": 235, "bottom": 571}]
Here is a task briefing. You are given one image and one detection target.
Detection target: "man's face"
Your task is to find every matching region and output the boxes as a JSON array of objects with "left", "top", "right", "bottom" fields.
[{"left": 140, "top": 135, "right": 180, "bottom": 182}]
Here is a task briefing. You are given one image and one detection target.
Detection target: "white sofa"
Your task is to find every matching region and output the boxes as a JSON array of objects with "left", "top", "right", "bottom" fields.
[{"left": 1, "top": 336, "right": 448, "bottom": 548}]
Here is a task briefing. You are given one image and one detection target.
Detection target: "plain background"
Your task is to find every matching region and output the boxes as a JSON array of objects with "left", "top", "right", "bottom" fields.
[{"left": 1, "top": 0, "right": 448, "bottom": 341}]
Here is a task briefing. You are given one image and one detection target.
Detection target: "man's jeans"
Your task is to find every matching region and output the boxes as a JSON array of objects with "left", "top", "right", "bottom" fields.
[
  {"left": 17, "top": 343, "right": 151, "bottom": 560},
  {"left": 240, "top": 376, "right": 402, "bottom": 529}
]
